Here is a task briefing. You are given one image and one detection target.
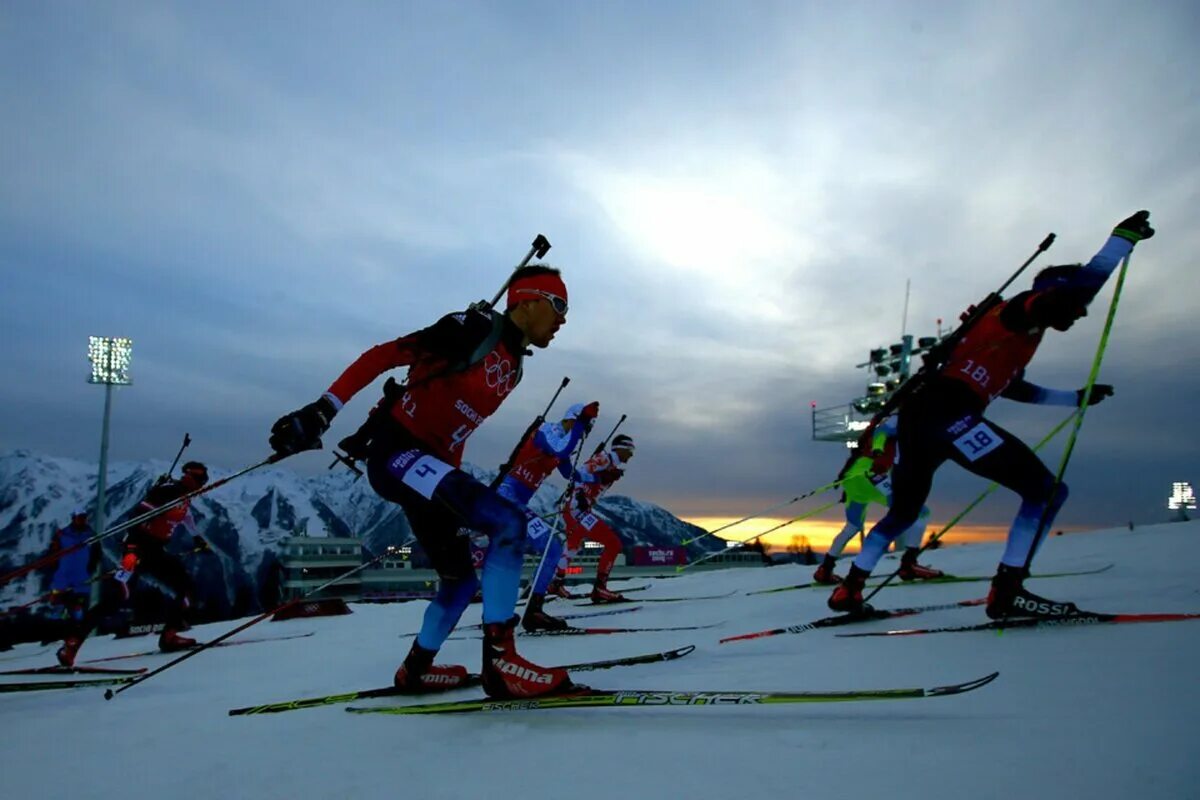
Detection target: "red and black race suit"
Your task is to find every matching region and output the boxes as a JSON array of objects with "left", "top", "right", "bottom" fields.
[
  {"left": 327, "top": 309, "right": 528, "bottom": 466},
  {"left": 129, "top": 480, "right": 192, "bottom": 542},
  {"left": 938, "top": 290, "right": 1044, "bottom": 407}
]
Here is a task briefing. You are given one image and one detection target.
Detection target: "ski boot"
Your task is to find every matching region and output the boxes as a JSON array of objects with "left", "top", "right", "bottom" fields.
[
  {"left": 898, "top": 549, "right": 945, "bottom": 581},
  {"left": 812, "top": 554, "right": 841, "bottom": 585},
  {"left": 481, "top": 616, "right": 576, "bottom": 699},
  {"left": 589, "top": 571, "right": 627, "bottom": 604},
  {"left": 546, "top": 576, "right": 573, "bottom": 600},
  {"left": 158, "top": 629, "right": 198, "bottom": 652},
  {"left": 589, "top": 586, "right": 628, "bottom": 604},
  {"left": 521, "top": 594, "right": 571, "bottom": 633},
  {"left": 393, "top": 640, "right": 471, "bottom": 693},
  {"left": 986, "top": 564, "right": 1080, "bottom": 620},
  {"left": 828, "top": 565, "right": 872, "bottom": 614},
  {"left": 56, "top": 637, "right": 82, "bottom": 668}
]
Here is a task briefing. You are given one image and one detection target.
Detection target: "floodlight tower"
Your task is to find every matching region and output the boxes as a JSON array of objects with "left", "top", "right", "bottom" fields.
[
  {"left": 1168, "top": 481, "right": 1196, "bottom": 522},
  {"left": 88, "top": 336, "right": 133, "bottom": 548}
]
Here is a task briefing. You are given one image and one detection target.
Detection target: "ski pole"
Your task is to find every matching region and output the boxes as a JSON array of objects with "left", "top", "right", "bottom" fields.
[
  {"left": 105, "top": 546, "right": 400, "bottom": 699},
  {"left": 162, "top": 433, "right": 192, "bottom": 482},
  {"left": 489, "top": 376, "right": 570, "bottom": 490},
  {"left": 590, "top": 414, "right": 627, "bottom": 457},
  {"left": 680, "top": 480, "right": 845, "bottom": 547},
  {"left": 872, "top": 233, "right": 1056, "bottom": 424},
  {"left": 861, "top": 407, "right": 1081, "bottom": 605},
  {"left": 534, "top": 412, "right": 622, "bottom": 522},
  {"left": 0, "top": 455, "right": 281, "bottom": 589},
  {"left": 679, "top": 499, "right": 840, "bottom": 572},
  {"left": 0, "top": 589, "right": 62, "bottom": 616},
  {"left": 1019, "top": 252, "right": 1134, "bottom": 575}
]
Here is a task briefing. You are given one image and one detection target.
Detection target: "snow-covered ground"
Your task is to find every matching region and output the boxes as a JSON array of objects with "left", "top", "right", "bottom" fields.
[{"left": 3, "top": 521, "right": 1198, "bottom": 800}]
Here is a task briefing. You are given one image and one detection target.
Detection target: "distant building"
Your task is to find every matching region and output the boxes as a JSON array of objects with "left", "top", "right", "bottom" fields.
[
  {"left": 279, "top": 536, "right": 363, "bottom": 600},
  {"left": 279, "top": 534, "right": 765, "bottom": 604}
]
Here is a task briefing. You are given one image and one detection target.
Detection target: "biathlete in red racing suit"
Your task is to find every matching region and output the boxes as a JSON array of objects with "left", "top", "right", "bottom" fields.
[
  {"left": 828, "top": 211, "right": 1155, "bottom": 620},
  {"left": 559, "top": 434, "right": 636, "bottom": 603},
  {"left": 269, "top": 265, "right": 578, "bottom": 699},
  {"left": 56, "top": 462, "right": 210, "bottom": 667}
]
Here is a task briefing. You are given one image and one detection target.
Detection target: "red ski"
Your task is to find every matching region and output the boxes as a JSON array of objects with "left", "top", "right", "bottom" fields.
[
  {"left": 837, "top": 611, "right": 1200, "bottom": 638},
  {"left": 0, "top": 664, "right": 147, "bottom": 676},
  {"left": 720, "top": 599, "right": 986, "bottom": 644}
]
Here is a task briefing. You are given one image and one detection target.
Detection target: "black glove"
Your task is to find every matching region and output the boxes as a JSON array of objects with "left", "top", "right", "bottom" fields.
[
  {"left": 595, "top": 467, "right": 623, "bottom": 484},
  {"left": 1112, "top": 210, "right": 1154, "bottom": 243},
  {"left": 1077, "top": 384, "right": 1114, "bottom": 406},
  {"left": 270, "top": 396, "right": 337, "bottom": 456},
  {"left": 192, "top": 535, "right": 210, "bottom": 553}
]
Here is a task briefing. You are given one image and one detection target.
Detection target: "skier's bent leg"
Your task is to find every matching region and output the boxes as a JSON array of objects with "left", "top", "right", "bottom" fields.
[
  {"left": 434, "top": 473, "right": 528, "bottom": 625},
  {"left": 530, "top": 535, "right": 565, "bottom": 596},
  {"left": 1001, "top": 480, "right": 1069, "bottom": 568},
  {"left": 415, "top": 575, "right": 479, "bottom": 651},
  {"left": 829, "top": 502, "right": 867, "bottom": 558},
  {"left": 899, "top": 506, "right": 931, "bottom": 550}
]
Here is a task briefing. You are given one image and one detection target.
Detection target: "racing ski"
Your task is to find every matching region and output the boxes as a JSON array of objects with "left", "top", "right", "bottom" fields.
[
  {"left": 345, "top": 672, "right": 999, "bottom": 716},
  {"left": 720, "top": 599, "right": 986, "bottom": 644},
  {"left": 229, "top": 644, "right": 697, "bottom": 716},
  {"left": 747, "top": 563, "right": 1113, "bottom": 596},
  {"left": 82, "top": 631, "right": 315, "bottom": 663},
  {"left": 838, "top": 611, "right": 1200, "bottom": 638},
  {"left": 0, "top": 675, "right": 136, "bottom": 693},
  {"left": 0, "top": 664, "right": 147, "bottom": 676}
]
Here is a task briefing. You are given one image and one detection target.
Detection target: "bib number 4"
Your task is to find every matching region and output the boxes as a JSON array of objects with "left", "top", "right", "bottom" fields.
[{"left": 388, "top": 450, "right": 455, "bottom": 500}]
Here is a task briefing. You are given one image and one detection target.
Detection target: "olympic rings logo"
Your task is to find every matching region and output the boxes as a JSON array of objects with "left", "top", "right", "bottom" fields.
[{"left": 483, "top": 353, "right": 518, "bottom": 396}]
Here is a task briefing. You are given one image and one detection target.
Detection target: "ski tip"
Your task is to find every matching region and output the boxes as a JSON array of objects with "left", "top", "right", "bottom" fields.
[
  {"left": 928, "top": 671, "right": 999, "bottom": 697},
  {"left": 719, "top": 633, "right": 761, "bottom": 645}
]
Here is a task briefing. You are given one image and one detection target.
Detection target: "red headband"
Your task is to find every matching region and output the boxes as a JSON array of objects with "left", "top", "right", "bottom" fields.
[{"left": 507, "top": 272, "right": 568, "bottom": 309}]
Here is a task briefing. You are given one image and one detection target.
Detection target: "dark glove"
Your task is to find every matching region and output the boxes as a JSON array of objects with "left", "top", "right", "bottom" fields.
[
  {"left": 270, "top": 396, "right": 337, "bottom": 456},
  {"left": 1078, "top": 384, "right": 1114, "bottom": 406},
  {"left": 574, "top": 492, "right": 593, "bottom": 513},
  {"left": 595, "top": 467, "right": 624, "bottom": 484},
  {"left": 192, "top": 535, "right": 210, "bottom": 553},
  {"left": 1112, "top": 210, "right": 1154, "bottom": 243}
]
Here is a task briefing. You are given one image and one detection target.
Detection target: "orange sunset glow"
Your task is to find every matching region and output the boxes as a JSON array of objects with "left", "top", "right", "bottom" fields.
[{"left": 680, "top": 516, "right": 1013, "bottom": 553}]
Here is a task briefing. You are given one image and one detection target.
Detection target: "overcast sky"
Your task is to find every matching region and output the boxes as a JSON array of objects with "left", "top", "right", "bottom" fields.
[{"left": 2, "top": 1, "right": 1197, "bottom": 532}]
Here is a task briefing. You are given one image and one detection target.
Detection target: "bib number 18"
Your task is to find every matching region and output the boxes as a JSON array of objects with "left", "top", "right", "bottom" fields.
[{"left": 952, "top": 422, "right": 1003, "bottom": 462}]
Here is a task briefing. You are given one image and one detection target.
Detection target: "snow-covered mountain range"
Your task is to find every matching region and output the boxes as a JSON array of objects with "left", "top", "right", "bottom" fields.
[{"left": 0, "top": 449, "right": 720, "bottom": 615}]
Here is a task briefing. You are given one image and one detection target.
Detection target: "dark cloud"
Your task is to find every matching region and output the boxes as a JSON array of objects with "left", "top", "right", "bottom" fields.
[{"left": 1, "top": 2, "right": 1196, "bottom": 534}]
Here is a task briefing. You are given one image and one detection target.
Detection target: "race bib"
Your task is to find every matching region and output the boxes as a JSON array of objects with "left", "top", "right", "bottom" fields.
[
  {"left": 873, "top": 476, "right": 893, "bottom": 495},
  {"left": 952, "top": 421, "right": 1003, "bottom": 462},
  {"left": 524, "top": 512, "right": 555, "bottom": 547},
  {"left": 389, "top": 450, "right": 455, "bottom": 500},
  {"left": 576, "top": 512, "right": 599, "bottom": 531}
]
